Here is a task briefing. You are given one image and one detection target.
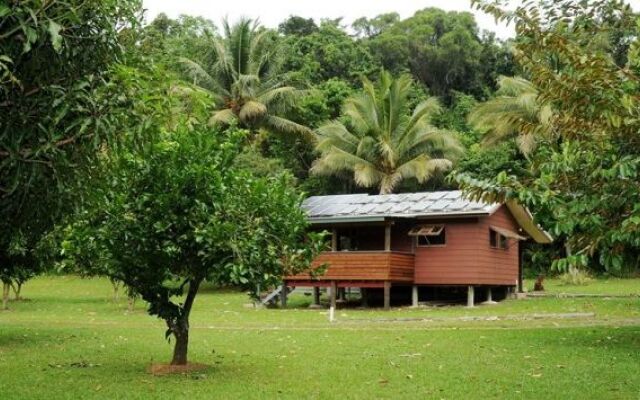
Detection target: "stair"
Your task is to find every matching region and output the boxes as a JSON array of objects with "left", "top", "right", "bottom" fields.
[{"left": 260, "top": 285, "right": 294, "bottom": 306}]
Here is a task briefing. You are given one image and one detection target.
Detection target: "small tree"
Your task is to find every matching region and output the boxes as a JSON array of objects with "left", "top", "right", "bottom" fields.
[{"left": 63, "top": 125, "right": 324, "bottom": 365}]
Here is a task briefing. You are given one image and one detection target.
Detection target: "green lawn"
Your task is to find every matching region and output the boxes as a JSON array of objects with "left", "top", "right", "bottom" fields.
[
  {"left": 1, "top": 276, "right": 640, "bottom": 399},
  {"left": 528, "top": 277, "right": 640, "bottom": 296}
]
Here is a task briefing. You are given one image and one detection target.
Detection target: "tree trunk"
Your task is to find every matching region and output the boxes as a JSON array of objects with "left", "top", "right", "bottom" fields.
[
  {"left": 112, "top": 280, "right": 120, "bottom": 302},
  {"left": 169, "top": 277, "right": 202, "bottom": 366},
  {"left": 171, "top": 328, "right": 189, "bottom": 365},
  {"left": 2, "top": 282, "right": 9, "bottom": 310},
  {"left": 127, "top": 296, "right": 135, "bottom": 312},
  {"left": 12, "top": 281, "right": 22, "bottom": 301}
]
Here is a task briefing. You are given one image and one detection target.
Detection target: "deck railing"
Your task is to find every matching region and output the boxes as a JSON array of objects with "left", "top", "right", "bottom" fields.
[{"left": 286, "top": 251, "right": 414, "bottom": 282}]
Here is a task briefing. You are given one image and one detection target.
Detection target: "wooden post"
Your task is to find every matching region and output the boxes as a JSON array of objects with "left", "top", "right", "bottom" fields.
[
  {"left": 411, "top": 285, "right": 419, "bottom": 307},
  {"left": 518, "top": 241, "right": 524, "bottom": 293},
  {"left": 313, "top": 286, "right": 321, "bottom": 306},
  {"left": 330, "top": 281, "right": 337, "bottom": 309},
  {"left": 331, "top": 228, "right": 338, "bottom": 251},
  {"left": 384, "top": 222, "right": 391, "bottom": 251},
  {"left": 467, "top": 285, "right": 475, "bottom": 308},
  {"left": 383, "top": 281, "right": 391, "bottom": 310},
  {"left": 361, "top": 288, "right": 368, "bottom": 308},
  {"left": 280, "top": 284, "right": 288, "bottom": 308}
]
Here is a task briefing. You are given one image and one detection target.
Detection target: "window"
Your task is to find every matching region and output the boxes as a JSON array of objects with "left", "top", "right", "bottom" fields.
[
  {"left": 410, "top": 225, "right": 446, "bottom": 247},
  {"left": 490, "top": 229, "right": 508, "bottom": 249},
  {"left": 489, "top": 226, "right": 525, "bottom": 250}
]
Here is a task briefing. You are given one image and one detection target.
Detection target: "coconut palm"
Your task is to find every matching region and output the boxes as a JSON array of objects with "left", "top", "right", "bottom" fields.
[
  {"left": 178, "top": 18, "right": 312, "bottom": 139},
  {"left": 311, "top": 71, "right": 463, "bottom": 195},
  {"left": 468, "top": 76, "right": 554, "bottom": 156}
]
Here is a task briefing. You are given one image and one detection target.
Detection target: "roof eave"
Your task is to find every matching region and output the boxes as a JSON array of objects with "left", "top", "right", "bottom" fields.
[
  {"left": 307, "top": 210, "right": 493, "bottom": 224},
  {"left": 505, "top": 200, "right": 554, "bottom": 244}
]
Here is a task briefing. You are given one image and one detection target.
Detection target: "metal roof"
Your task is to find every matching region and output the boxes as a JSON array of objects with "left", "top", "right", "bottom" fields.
[
  {"left": 303, "top": 191, "right": 498, "bottom": 223},
  {"left": 302, "top": 191, "right": 554, "bottom": 244}
]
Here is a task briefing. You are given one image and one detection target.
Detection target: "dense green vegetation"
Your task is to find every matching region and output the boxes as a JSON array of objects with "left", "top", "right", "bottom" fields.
[
  {"left": 2, "top": 276, "right": 640, "bottom": 399},
  {"left": 2, "top": 0, "right": 640, "bottom": 369}
]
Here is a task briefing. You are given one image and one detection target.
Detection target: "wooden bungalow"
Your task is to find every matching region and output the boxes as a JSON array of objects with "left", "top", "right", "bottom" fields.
[{"left": 284, "top": 191, "right": 552, "bottom": 309}]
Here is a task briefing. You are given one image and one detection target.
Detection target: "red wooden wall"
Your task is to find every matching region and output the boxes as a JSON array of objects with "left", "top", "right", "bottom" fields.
[{"left": 413, "top": 206, "right": 520, "bottom": 286}]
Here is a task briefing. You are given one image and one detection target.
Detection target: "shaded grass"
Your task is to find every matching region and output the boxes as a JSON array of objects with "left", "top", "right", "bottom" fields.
[{"left": 1, "top": 276, "right": 640, "bottom": 399}]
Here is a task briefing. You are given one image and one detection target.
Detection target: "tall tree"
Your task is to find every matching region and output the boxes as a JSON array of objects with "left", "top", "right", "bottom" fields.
[
  {"left": 459, "top": 0, "right": 640, "bottom": 275},
  {"left": 139, "top": 13, "right": 217, "bottom": 68},
  {"left": 0, "top": 0, "right": 143, "bottom": 307},
  {"left": 468, "top": 76, "right": 554, "bottom": 156},
  {"left": 365, "top": 8, "right": 488, "bottom": 99},
  {"left": 312, "top": 71, "right": 462, "bottom": 194},
  {"left": 281, "top": 20, "right": 376, "bottom": 85},
  {"left": 352, "top": 13, "right": 400, "bottom": 38},
  {"left": 179, "top": 18, "right": 311, "bottom": 139},
  {"left": 278, "top": 16, "right": 318, "bottom": 36}
]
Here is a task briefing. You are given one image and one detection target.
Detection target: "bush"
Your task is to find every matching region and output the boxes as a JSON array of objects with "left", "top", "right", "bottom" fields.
[{"left": 559, "top": 268, "right": 593, "bottom": 286}]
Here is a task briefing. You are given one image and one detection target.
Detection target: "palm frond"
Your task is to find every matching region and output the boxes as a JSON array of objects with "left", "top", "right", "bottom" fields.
[
  {"left": 311, "top": 146, "right": 374, "bottom": 177},
  {"left": 238, "top": 100, "right": 267, "bottom": 122},
  {"left": 470, "top": 75, "right": 552, "bottom": 154},
  {"left": 209, "top": 108, "right": 237, "bottom": 126},
  {"left": 264, "top": 115, "right": 314, "bottom": 142},
  {"left": 256, "top": 85, "right": 306, "bottom": 115},
  {"left": 313, "top": 70, "right": 461, "bottom": 194},
  {"left": 316, "top": 122, "right": 359, "bottom": 153},
  {"left": 176, "top": 57, "right": 216, "bottom": 89}
]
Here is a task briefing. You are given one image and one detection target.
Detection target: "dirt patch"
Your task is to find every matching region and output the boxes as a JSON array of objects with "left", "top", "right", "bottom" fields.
[{"left": 148, "top": 362, "right": 209, "bottom": 376}]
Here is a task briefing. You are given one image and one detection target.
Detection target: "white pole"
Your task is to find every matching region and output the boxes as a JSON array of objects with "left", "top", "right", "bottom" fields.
[
  {"left": 467, "top": 285, "right": 475, "bottom": 308},
  {"left": 411, "top": 285, "right": 419, "bottom": 307}
]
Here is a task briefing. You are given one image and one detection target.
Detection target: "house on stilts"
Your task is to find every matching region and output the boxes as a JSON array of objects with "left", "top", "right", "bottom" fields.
[{"left": 284, "top": 191, "right": 552, "bottom": 309}]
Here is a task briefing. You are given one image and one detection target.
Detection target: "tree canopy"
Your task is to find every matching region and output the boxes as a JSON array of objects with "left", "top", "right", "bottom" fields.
[
  {"left": 0, "top": 0, "right": 145, "bottom": 307},
  {"left": 457, "top": 0, "right": 640, "bottom": 275}
]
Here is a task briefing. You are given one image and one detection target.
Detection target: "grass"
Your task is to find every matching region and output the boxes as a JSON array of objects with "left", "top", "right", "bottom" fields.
[
  {"left": 529, "top": 277, "right": 640, "bottom": 296},
  {"left": 1, "top": 276, "right": 640, "bottom": 399}
]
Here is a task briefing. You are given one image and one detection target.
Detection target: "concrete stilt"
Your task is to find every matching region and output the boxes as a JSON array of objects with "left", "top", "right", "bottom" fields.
[
  {"left": 467, "top": 285, "right": 475, "bottom": 308},
  {"left": 337, "top": 287, "right": 346, "bottom": 303},
  {"left": 383, "top": 281, "right": 391, "bottom": 310},
  {"left": 482, "top": 287, "right": 498, "bottom": 305},
  {"left": 411, "top": 285, "right": 419, "bottom": 307},
  {"left": 329, "top": 281, "right": 337, "bottom": 322},
  {"left": 309, "top": 286, "right": 322, "bottom": 309}
]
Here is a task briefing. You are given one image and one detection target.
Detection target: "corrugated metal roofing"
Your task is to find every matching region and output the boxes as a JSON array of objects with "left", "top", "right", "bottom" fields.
[{"left": 303, "top": 191, "right": 498, "bottom": 223}]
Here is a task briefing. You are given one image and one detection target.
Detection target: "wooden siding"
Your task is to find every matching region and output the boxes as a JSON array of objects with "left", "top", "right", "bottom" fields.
[
  {"left": 286, "top": 251, "right": 414, "bottom": 282},
  {"left": 391, "top": 220, "right": 415, "bottom": 252},
  {"left": 413, "top": 206, "right": 520, "bottom": 285}
]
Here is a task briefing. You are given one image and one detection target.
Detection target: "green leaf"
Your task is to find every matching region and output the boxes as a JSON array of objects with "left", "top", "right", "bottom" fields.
[
  {"left": 0, "top": 4, "right": 10, "bottom": 18},
  {"left": 48, "top": 20, "right": 63, "bottom": 52}
]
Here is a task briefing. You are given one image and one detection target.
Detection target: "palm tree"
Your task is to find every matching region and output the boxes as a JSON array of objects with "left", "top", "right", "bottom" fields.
[
  {"left": 178, "top": 18, "right": 312, "bottom": 139},
  {"left": 311, "top": 71, "right": 463, "bottom": 195},
  {"left": 468, "top": 76, "right": 554, "bottom": 156}
]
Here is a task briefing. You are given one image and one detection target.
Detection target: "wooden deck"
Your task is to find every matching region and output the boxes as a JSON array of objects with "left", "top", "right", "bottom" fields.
[{"left": 286, "top": 251, "right": 415, "bottom": 283}]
